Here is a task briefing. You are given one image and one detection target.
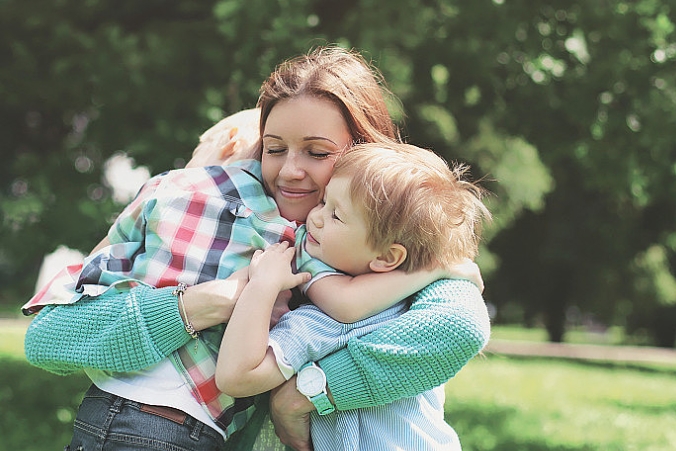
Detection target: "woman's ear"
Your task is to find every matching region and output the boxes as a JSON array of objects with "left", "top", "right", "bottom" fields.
[{"left": 369, "top": 244, "right": 407, "bottom": 273}]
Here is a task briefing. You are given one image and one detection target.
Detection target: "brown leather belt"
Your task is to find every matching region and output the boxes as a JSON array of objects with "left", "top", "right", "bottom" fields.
[{"left": 140, "top": 403, "right": 188, "bottom": 424}]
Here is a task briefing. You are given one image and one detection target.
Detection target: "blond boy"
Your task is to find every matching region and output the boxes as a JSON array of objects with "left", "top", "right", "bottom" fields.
[{"left": 217, "top": 142, "right": 490, "bottom": 451}]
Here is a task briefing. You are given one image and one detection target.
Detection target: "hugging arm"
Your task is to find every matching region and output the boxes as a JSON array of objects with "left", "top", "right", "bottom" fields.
[
  {"left": 24, "top": 267, "right": 249, "bottom": 375},
  {"left": 319, "top": 278, "right": 490, "bottom": 409},
  {"left": 270, "top": 278, "right": 490, "bottom": 449},
  {"left": 308, "top": 258, "right": 484, "bottom": 324},
  {"left": 307, "top": 268, "right": 448, "bottom": 324},
  {"left": 24, "top": 285, "right": 188, "bottom": 375}
]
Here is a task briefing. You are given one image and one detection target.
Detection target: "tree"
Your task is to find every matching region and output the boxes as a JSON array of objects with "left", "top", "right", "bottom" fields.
[{"left": 3, "top": 0, "right": 675, "bottom": 347}]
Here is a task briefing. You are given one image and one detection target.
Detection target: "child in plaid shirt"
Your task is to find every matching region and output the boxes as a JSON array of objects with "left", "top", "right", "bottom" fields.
[{"left": 217, "top": 142, "right": 491, "bottom": 451}]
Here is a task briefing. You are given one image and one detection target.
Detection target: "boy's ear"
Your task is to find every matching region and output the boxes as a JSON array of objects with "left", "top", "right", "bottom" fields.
[{"left": 369, "top": 244, "right": 407, "bottom": 273}]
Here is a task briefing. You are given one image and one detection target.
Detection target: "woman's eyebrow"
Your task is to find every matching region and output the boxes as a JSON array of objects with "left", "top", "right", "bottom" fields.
[
  {"left": 303, "top": 136, "right": 339, "bottom": 146},
  {"left": 262, "top": 134, "right": 338, "bottom": 146},
  {"left": 262, "top": 133, "right": 282, "bottom": 140}
]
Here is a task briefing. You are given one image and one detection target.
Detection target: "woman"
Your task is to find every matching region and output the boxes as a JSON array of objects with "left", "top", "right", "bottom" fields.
[{"left": 23, "top": 46, "right": 490, "bottom": 451}]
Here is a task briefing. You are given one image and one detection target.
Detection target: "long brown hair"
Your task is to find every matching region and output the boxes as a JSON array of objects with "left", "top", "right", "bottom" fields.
[{"left": 257, "top": 46, "right": 400, "bottom": 156}]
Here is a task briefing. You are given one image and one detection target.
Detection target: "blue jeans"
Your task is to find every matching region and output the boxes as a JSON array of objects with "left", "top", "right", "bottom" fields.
[{"left": 65, "top": 384, "right": 225, "bottom": 451}]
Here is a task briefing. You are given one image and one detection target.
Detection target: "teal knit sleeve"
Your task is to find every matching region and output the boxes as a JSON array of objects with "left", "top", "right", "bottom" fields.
[
  {"left": 318, "top": 279, "right": 490, "bottom": 411},
  {"left": 24, "top": 285, "right": 191, "bottom": 375}
]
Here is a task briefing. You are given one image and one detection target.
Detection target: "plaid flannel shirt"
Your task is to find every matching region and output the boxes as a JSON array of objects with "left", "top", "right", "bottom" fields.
[{"left": 23, "top": 160, "right": 298, "bottom": 437}]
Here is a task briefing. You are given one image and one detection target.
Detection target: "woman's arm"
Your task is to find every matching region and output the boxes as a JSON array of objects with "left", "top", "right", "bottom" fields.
[
  {"left": 269, "top": 278, "right": 490, "bottom": 449},
  {"left": 24, "top": 285, "right": 186, "bottom": 375},
  {"left": 24, "top": 273, "right": 248, "bottom": 375},
  {"left": 320, "top": 278, "right": 490, "bottom": 409}
]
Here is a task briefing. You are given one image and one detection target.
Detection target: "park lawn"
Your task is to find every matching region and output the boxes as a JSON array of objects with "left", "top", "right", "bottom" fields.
[
  {"left": 445, "top": 354, "right": 676, "bottom": 451},
  {"left": 490, "top": 324, "right": 628, "bottom": 346},
  {"left": 0, "top": 320, "right": 30, "bottom": 357}
]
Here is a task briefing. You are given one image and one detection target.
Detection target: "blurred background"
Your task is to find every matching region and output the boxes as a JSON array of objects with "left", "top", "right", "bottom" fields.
[{"left": 3, "top": 0, "right": 676, "bottom": 347}]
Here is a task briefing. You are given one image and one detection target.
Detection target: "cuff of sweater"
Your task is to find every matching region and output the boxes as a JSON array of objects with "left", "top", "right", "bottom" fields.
[
  {"left": 135, "top": 285, "right": 192, "bottom": 354},
  {"left": 319, "top": 348, "right": 376, "bottom": 411}
]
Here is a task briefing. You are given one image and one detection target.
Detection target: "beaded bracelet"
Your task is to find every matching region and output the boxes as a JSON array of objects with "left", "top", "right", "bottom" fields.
[{"left": 174, "top": 283, "right": 199, "bottom": 339}]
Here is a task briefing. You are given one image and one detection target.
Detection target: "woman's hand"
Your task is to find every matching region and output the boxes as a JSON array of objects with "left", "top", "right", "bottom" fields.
[
  {"left": 269, "top": 377, "right": 314, "bottom": 451},
  {"left": 180, "top": 267, "right": 249, "bottom": 330}
]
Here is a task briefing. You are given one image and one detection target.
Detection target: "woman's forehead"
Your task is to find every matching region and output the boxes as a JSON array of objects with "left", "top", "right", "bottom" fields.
[{"left": 264, "top": 96, "right": 350, "bottom": 141}]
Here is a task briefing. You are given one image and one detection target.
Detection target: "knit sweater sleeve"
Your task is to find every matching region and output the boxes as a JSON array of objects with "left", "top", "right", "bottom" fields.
[
  {"left": 24, "top": 285, "right": 191, "bottom": 375},
  {"left": 318, "top": 279, "right": 490, "bottom": 411}
]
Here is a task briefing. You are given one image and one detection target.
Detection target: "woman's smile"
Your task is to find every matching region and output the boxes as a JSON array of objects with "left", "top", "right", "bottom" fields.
[{"left": 277, "top": 186, "right": 317, "bottom": 199}]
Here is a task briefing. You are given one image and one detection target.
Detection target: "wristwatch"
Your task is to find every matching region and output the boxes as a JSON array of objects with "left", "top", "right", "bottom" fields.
[{"left": 296, "top": 362, "right": 335, "bottom": 415}]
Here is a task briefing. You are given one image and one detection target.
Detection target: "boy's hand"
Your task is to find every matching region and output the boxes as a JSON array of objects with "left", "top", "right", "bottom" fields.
[
  {"left": 444, "top": 258, "right": 484, "bottom": 292},
  {"left": 249, "top": 242, "right": 310, "bottom": 291}
]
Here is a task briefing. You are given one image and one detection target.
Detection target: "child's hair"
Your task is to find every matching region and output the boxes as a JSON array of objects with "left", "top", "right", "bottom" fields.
[
  {"left": 257, "top": 46, "right": 400, "bottom": 151},
  {"left": 333, "top": 142, "right": 491, "bottom": 272}
]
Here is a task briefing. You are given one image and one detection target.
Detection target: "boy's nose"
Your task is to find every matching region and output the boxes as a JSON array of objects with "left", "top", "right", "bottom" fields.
[{"left": 309, "top": 209, "right": 324, "bottom": 228}]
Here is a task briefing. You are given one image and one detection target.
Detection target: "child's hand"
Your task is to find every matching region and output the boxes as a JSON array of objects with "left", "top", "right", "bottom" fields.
[
  {"left": 444, "top": 258, "right": 484, "bottom": 292},
  {"left": 186, "top": 108, "right": 260, "bottom": 168},
  {"left": 249, "top": 242, "right": 311, "bottom": 291}
]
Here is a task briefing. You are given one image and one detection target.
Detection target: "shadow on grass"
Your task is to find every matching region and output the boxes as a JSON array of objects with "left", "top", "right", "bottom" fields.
[
  {"left": 0, "top": 356, "right": 90, "bottom": 451},
  {"left": 446, "top": 404, "right": 598, "bottom": 451},
  {"left": 498, "top": 354, "right": 676, "bottom": 376},
  {"left": 607, "top": 400, "right": 676, "bottom": 416}
]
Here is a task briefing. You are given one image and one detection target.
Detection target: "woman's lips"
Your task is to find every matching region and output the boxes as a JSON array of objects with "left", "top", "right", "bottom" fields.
[{"left": 278, "top": 186, "right": 315, "bottom": 199}]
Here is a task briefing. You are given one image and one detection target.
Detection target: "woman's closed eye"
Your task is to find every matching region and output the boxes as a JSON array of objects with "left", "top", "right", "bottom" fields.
[
  {"left": 307, "top": 148, "right": 333, "bottom": 159},
  {"left": 264, "top": 146, "right": 287, "bottom": 155}
]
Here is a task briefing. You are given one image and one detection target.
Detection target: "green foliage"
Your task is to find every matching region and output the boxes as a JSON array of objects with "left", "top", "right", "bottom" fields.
[{"left": 3, "top": 0, "right": 676, "bottom": 345}]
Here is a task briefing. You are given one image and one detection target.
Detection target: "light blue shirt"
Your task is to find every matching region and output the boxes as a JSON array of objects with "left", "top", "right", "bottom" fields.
[{"left": 269, "top": 300, "right": 461, "bottom": 451}]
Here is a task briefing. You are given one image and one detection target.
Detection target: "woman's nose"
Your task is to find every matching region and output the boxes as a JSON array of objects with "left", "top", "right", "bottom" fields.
[{"left": 279, "top": 152, "right": 305, "bottom": 179}]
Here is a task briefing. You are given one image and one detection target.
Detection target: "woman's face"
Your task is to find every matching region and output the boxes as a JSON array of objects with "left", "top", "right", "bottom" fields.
[{"left": 261, "top": 96, "right": 352, "bottom": 223}]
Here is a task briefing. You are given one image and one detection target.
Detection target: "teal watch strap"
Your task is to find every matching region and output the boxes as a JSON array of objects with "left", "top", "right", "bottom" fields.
[
  {"left": 309, "top": 392, "right": 335, "bottom": 415},
  {"left": 297, "top": 362, "right": 335, "bottom": 416}
]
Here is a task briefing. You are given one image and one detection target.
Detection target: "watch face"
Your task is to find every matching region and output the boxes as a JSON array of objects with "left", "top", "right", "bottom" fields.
[{"left": 297, "top": 366, "right": 326, "bottom": 397}]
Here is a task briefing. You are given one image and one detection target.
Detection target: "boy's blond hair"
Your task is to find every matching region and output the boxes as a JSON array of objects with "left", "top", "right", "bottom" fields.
[{"left": 333, "top": 142, "right": 490, "bottom": 272}]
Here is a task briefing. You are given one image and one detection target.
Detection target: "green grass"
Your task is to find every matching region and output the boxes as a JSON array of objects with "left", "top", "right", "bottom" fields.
[
  {"left": 445, "top": 355, "right": 676, "bottom": 450},
  {"left": 0, "top": 319, "right": 30, "bottom": 357},
  {"left": 0, "top": 356, "right": 90, "bottom": 451},
  {"left": 4, "top": 323, "right": 676, "bottom": 450},
  {"left": 490, "top": 324, "right": 628, "bottom": 346}
]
